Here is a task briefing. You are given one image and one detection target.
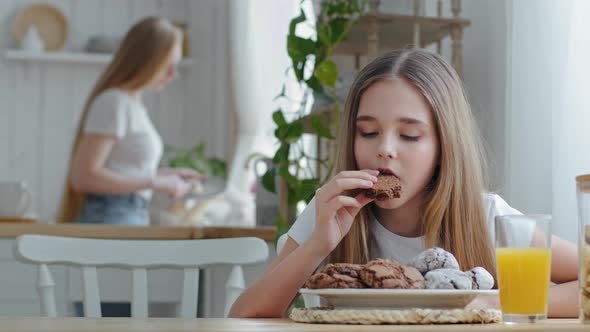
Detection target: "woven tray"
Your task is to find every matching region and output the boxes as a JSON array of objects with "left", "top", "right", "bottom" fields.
[{"left": 290, "top": 307, "right": 502, "bottom": 325}]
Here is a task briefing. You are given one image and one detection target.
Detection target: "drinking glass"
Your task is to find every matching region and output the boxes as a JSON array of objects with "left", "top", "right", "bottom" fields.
[{"left": 495, "top": 214, "right": 551, "bottom": 324}]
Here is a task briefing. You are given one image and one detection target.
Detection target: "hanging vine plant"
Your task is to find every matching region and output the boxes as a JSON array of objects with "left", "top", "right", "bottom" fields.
[{"left": 264, "top": 0, "right": 365, "bottom": 239}]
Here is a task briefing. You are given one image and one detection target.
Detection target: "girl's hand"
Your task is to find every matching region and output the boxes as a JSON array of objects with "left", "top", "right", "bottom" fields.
[
  {"left": 310, "top": 169, "right": 379, "bottom": 254},
  {"left": 158, "top": 167, "right": 208, "bottom": 181},
  {"left": 152, "top": 174, "right": 192, "bottom": 199}
]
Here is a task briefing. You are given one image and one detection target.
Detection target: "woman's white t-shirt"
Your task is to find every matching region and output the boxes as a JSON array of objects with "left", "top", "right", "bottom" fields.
[
  {"left": 287, "top": 193, "right": 533, "bottom": 264},
  {"left": 83, "top": 88, "right": 163, "bottom": 200}
]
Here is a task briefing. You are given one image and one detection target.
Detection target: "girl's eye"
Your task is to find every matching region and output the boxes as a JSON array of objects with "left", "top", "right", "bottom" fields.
[
  {"left": 401, "top": 135, "right": 420, "bottom": 141},
  {"left": 360, "top": 132, "right": 377, "bottom": 138}
]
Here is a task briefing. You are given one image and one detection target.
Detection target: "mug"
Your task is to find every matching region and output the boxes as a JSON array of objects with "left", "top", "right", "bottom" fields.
[{"left": 0, "top": 181, "right": 32, "bottom": 217}]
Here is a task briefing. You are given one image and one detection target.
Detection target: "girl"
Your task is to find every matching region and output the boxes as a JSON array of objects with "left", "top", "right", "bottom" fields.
[
  {"left": 58, "top": 17, "right": 204, "bottom": 226},
  {"left": 229, "top": 49, "right": 578, "bottom": 318}
]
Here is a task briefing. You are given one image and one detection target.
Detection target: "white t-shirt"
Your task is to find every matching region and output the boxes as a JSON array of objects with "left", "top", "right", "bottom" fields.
[
  {"left": 83, "top": 88, "right": 163, "bottom": 200},
  {"left": 286, "top": 193, "right": 534, "bottom": 263}
]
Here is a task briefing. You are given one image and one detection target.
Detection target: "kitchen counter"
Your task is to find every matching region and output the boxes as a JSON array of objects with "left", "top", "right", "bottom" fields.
[{"left": 0, "top": 223, "right": 277, "bottom": 241}]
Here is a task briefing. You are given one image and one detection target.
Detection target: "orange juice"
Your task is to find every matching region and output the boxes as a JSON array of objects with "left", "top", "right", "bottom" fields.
[{"left": 496, "top": 248, "right": 551, "bottom": 315}]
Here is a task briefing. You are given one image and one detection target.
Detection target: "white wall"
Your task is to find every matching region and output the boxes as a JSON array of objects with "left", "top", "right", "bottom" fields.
[
  {"left": 0, "top": 0, "right": 230, "bottom": 223},
  {"left": 504, "top": 0, "right": 578, "bottom": 242},
  {"left": 504, "top": 1, "right": 554, "bottom": 216},
  {"left": 462, "top": 0, "right": 508, "bottom": 194},
  {"left": 422, "top": 0, "right": 510, "bottom": 194},
  {"left": 462, "top": 0, "right": 580, "bottom": 242}
]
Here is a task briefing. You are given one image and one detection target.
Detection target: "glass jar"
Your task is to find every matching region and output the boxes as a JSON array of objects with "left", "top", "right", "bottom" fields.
[{"left": 576, "top": 174, "right": 590, "bottom": 322}]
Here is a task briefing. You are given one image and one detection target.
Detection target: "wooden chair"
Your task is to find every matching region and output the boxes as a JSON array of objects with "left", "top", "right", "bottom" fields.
[{"left": 13, "top": 234, "right": 268, "bottom": 318}]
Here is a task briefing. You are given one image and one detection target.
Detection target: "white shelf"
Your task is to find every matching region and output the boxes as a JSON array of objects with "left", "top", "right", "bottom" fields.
[{"left": 4, "top": 50, "right": 196, "bottom": 67}]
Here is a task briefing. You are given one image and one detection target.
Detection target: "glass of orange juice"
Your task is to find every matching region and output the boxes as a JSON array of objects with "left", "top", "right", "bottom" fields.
[{"left": 495, "top": 214, "right": 551, "bottom": 324}]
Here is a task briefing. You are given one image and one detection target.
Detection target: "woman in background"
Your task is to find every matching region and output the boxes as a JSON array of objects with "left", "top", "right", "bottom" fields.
[{"left": 58, "top": 17, "right": 204, "bottom": 226}]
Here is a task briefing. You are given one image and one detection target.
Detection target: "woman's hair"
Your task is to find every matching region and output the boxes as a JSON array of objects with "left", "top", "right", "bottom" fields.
[
  {"left": 329, "top": 49, "right": 495, "bottom": 277},
  {"left": 57, "top": 17, "right": 182, "bottom": 223}
]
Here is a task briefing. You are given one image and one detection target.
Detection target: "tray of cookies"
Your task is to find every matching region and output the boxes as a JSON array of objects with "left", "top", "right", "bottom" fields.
[{"left": 300, "top": 248, "right": 497, "bottom": 310}]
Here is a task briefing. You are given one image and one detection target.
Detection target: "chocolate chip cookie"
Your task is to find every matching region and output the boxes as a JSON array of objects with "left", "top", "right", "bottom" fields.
[
  {"left": 360, "top": 259, "right": 425, "bottom": 289},
  {"left": 350, "top": 173, "right": 402, "bottom": 201},
  {"left": 305, "top": 263, "right": 367, "bottom": 289},
  {"left": 365, "top": 174, "right": 402, "bottom": 201}
]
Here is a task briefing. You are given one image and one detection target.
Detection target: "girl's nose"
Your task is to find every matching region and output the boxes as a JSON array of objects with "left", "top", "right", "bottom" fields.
[
  {"left": 377, "top": 138, "right": 397, "bottom": 160},
  {"left": 378, "top": 151, "right": 395, "bottom": 159}
]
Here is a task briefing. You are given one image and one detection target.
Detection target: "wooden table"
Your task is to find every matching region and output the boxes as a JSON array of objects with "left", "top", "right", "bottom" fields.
[
  {"left": 0, "top": 317, "right": 584, "bottom": 331},
  {"left": 0, "top": 223, "right": 277, "bottom": 241}
]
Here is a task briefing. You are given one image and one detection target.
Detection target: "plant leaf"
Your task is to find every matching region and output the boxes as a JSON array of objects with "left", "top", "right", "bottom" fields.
[
  {"left": 284, "top": 121, "right": 303, "bottom": 144},
  {"left": 305, "top": 76, "right": 323, "bottom": 93},
  {"left": 273, "top": 144, "right": 290, "bottom": 164},
  {"left": 317, "top": 23, "right": 331, "bottom": 48},
  {"left": 329, "top": 17, "right": 349, "bottom": 44},
  {"left": 316, "top": 60, "right": 338, "bottom": 88},
  {"left": 288, "top": 9, "right": 306, "bottom": 36},
  {"left": 275, "top": 120, "right": 302, "bottom": 143},
  {"left": 163, "top": 143, "right": 227, "bottom": 178},
  {"left": 261, "top": 168, "right": 276, "bottom": 193},
  {"left": 190, "top": 158, "right": 211, "bottom": 175},
  {"left": 288, "top": 185, "right": 303, "bottom": 205},
  {"left": 311, "top": 114, "right": 334, "bottom": 139},
  {"left": 209, "top": 159, "right": 227, "bottom": 179},
  {"left": 287, "top": 36, "right": 316, "bottom": 62},
  {"left": 272, "top": 109, "right": 287, "bottom": 127},
  {"left": 300, "top": 178, "right": 321, "bottom": 203},
  {"left": 279, "top": 164, "right": 299, "bottom": 187}
]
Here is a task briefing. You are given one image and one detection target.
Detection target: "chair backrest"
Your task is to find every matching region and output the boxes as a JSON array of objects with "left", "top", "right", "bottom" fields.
[{"left": 14, "top": 234, "right": 268, "bottom": 318}]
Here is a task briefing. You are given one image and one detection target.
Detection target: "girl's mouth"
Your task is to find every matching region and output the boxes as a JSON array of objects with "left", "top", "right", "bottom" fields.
[{"left": 377, "top": 168, "right": 399, "bottom": 179}]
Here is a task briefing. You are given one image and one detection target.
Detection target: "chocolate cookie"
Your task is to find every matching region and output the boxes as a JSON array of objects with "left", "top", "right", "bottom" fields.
[
  {"left": 349, "top": 173, "right": 401, "bottom": 201},
  {"left": 305, "top": 263, "right": 367, "bottom": 289},
  {"left": 400, "top": 265, "right": 427, "bottom": 289},
  {"left": 365, "top": 174, "right": 402, "bottom": 201},
  {"left": 360, "top": 259, "right": 425, "bottom": 289},
  {"left": 320, "top": 263, "right": 364, "bottom": 279}
]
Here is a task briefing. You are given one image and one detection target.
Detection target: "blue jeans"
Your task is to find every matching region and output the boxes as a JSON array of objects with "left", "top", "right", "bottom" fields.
[{"left": 78, "top": 193, "right": 149, "bottom": 226}]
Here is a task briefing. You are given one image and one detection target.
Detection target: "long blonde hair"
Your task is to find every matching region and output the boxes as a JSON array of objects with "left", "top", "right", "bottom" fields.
[
  {"left": 57, "top": 17, "right": 182, "bottom": 223},
  {"left": 329, "top": 49, "right": 495, "bottom": 277}
]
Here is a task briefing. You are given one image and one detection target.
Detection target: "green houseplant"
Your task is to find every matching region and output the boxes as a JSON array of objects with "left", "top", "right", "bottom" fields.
[
  {"left": 162, "top": 143, "right": 227, "bottom": 179},
  {"left": 262, "top": 0, "right": 365, "bottom": 237}
]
